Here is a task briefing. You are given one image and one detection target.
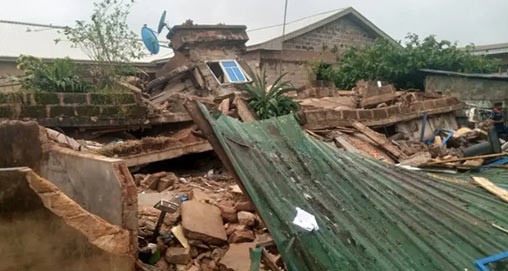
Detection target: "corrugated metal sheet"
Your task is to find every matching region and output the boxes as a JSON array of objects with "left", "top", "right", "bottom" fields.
[{"left": 198, "top": 104, "right": 508, "bottom": 271}]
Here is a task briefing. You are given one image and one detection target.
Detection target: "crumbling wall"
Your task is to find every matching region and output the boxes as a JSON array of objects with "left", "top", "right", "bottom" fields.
[
  {"left": 0, "top": 121, "right": 48, "bottom": 171},
  {"left": 40, "top": 146, "right": 138, "bottom": 249},
  {"left": 0, "top": 91, "right": 147, "bottom": 127},
  {"left": 0, "top": 167, "right": 134, "bottom": 270},
  {"left": 303, "top": 96, "right": 463, "bottom": 129},
  {"left": 0, "top": 121, "right": 138, "bottom": 252},
  {"left": 395, "top": 112, "right": 458, "bottom": 141},
  {"left": 425, "top": 75, "right": 508, "bottom": 108}
]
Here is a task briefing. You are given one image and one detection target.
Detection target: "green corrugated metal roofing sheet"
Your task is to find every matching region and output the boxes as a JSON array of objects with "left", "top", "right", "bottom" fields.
[{"left": 199, "top": 105, "right": 508, "bottom": 271}]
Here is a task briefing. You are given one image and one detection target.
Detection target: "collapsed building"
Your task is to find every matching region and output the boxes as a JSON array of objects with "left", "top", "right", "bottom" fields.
[{"left": 1, "top": 11, "right": 508, "bottom": 271}]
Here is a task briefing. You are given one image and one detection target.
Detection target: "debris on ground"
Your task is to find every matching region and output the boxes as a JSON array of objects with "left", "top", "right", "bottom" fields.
[
  {"left": 135, "top": 169, "right": 283, "bottom": 271},
  {"left": 297, "top": 80, "right": 508, "bottom": 171},
  {"left": 184, "top": 102, "right": 508, "bottom": 271}
]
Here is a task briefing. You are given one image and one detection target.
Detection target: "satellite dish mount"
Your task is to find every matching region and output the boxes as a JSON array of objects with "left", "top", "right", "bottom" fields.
[{"left": 141, "top": 10, "right": 171, "bottom": 55}]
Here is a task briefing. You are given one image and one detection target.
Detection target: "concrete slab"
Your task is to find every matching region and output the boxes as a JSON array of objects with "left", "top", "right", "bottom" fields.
[{"left": 181, "top": 201, "right": 227, "bottom": 245}]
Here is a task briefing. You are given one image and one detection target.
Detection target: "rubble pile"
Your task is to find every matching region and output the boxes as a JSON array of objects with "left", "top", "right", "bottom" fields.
[
  {"left": 134, "top": 170, "right": 283, "bottom": 271},
  {"left": 301, "top": 81, "right": 508, "bottom": 170}
]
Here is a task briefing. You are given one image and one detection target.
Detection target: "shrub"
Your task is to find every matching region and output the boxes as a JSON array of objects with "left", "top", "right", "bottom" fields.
[
  {"left": 239, "top": 72, "right": 300, "bottom": 120},
  {"left": 16, "top": 55, "right": 90, "bottom": 92},
  {"left": 317, "top": 34, "right": 499, "bottom": 90}
]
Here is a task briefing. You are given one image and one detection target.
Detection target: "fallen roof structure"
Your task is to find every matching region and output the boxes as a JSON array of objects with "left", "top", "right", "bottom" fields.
[{"left": 186, "top": 101, "right": 508, "bottom": 271}]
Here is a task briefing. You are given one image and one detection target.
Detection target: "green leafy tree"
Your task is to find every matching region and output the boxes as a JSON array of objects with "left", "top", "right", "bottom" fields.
[
  {"left": 16, "top": 55, "right": 90, "bottom": 92},
  {"left": 318, "top": 34, "right": 499, "bottom": 89},
  {"left": 239, "top": 72, "right": 300, "bottom": 120},
  {"left": 59, "top": 0, "right": 144, "bottom": 89}
]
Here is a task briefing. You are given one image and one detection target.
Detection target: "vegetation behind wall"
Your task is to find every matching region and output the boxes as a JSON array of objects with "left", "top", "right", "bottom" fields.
[{"left": 314, "top": 34, "right": 499, "bottom": 90}]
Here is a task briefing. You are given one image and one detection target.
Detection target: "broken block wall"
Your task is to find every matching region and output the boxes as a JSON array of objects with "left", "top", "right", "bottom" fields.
[{"left": 0, "top": 168, "right": 134, "bottom": 271}]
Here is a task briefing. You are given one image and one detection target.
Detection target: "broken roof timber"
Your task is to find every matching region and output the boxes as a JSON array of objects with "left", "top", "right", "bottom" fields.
[
  {"left": 189, "top": 101, "right": 508, "bottom": 271},
  {"left": 121, "top": 141, "right": 212, "bottom": 167}
]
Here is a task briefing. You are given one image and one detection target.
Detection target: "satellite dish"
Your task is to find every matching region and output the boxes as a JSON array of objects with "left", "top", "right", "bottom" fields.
[
  {"left": 141, "top": 26, "right": 160, "bottom": 54},
  {"left": 158, "top": 10, "right": 168, "bottom": 34},
  {"left": 141, "top": 11, "right": 171, "bottom": 54}
]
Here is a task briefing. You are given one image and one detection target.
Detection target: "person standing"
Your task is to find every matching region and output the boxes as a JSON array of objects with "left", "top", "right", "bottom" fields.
[{"left": 491, "top": 102, "right": 508, "bottom": 135}]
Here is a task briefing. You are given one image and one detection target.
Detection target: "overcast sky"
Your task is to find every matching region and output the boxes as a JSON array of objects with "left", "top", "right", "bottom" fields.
[{"left": 1, "top": 0, "right": 507, "bottom": 46}]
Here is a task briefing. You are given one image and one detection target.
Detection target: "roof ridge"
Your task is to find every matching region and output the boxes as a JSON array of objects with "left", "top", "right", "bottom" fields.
[{"left": 247, "top": 7, "right": 346, "bottom": 33}]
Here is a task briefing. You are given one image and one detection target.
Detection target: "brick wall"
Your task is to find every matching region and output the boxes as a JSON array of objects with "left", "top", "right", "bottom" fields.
[
  {"left": 0, "top": 92, "right": 148, "bottom": 127},
  {"left": 425, "top": 75, "right": 508, "bottom": 108},
  {"left": 283, "top": 15, "right": 377, "bottom": 54},
  {"left": 303, "top": 97, "right": 463, "bottom": 129},
  {"left": 244, "top": 16, "right": 379, "bottom": 88}
]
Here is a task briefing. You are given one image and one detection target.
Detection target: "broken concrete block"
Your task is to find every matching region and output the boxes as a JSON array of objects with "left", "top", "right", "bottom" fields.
[
  {"left": 191, "top": 188, "right": 211, "bottom": 203},
  {"left": 360, "top": 84, "right": 396, "bottom": 108},
  {"left": 219, "top": 242, "right": 257, "bottom": 271},
  {"left": 141, "top": 171, "right": 168, "bottom": 190},
  {"left": 218, "top": 203, "right": 238, "bottom": 223},
  {"left": 157, "top": 177, "right": 174, "bottom": 192},
  {"left": 228, "top": 229, "right": 256, "bottom": 243},
  {"left": 141, "top": 174, "right": 158, "bottom": 190},
  {"left": 165, "top": 247, "right": 191, "bottom": 264},
  {"left": 181, "top": 201, "right": 227, "bottom": 245},
  {"left": 229, "top": 184, "right": 243, "bottom": 194},
  {"left": 234, "top": 199, "right": 255, "bottom": 212},
  {"left": 237, "top": 211, "right": 256, "bottom": 226},
  {"left": 133, "top": 174, "right": 145, "bottom": 186},
  {"left": 0, "top": 167, "right": 135, "bottom": 270},
  {"left": 226, "top": 224, "right": 247, "bottom": 236}
]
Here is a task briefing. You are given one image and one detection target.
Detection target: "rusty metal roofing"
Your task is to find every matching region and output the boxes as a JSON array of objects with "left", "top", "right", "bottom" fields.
[{"left": 196, "top": 103, "right": 508, "bottom": 271}]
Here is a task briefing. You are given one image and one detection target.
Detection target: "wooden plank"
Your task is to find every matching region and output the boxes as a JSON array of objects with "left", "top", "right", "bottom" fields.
[
  {"left": 351, "top": 121, "right": 406, "bottom": 159},
  {"left": 261, "top": 248, "right": 281, "bottom": 271},
  {"left": 425, "top": 153, "right": 508, "bottom": 165},
  {"left": 305, "top": 129, "right": 325, "bottom": 141},
  {"left": 472, "top": 176, "right": 508, "bottom": 203},
  {"left": 234, "top": 97, "right": 257, "bottom": 122},
  {"left": 218, "top": 98, "right": 230, "bottom": 114}
]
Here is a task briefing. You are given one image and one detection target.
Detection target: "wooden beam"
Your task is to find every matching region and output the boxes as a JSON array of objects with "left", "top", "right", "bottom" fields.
[
  {"left": 472, "top": 176, "right": 508, "bottom": 203},
  {"left": 234, "top": 97, "right": 257, "bottom": 122},
  {"left": 352, "top": 121, "right": 406, "bottom": 159},
  {"left": 425, "top": 152, "right": 508, "bottom": 165},
  {"left": 218, "top": 98, "right": 230, "bottom": 114},
  {"left": 122, "top": 141, "right": 213, "bottom": 167}
]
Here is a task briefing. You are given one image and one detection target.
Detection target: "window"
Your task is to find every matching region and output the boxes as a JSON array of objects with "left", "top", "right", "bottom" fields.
[{"left": 206, "top": 60, "right": 250, "bottom": 84}]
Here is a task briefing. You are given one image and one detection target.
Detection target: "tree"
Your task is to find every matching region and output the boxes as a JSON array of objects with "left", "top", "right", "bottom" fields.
[
  {"left": 59, "top": 0, "right": 144, "bottom": 89},
  {"left": 317, "top": 34, "right": 499, "bottom": 90}
]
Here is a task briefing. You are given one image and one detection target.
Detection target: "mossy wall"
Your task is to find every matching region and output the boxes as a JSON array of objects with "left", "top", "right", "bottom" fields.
[{"left": 0, "top": 92, "right": 148, "bottom": 127}]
